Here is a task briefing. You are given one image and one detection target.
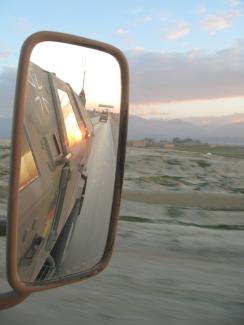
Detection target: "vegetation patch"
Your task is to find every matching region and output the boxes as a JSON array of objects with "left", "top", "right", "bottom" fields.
[
  {"left": 0, "top": 168, "right": 9, "bottom": 177},
  {"left": 0, "top": 185, "right": 8, "bottom": 202},
  {"left": 120, "top": 215, "right": 153, "bottom": 223},
  {"left": 231, "top": 188, "right": 244, "bottom": 194},
  {"left": 165, "top": 159, "right": 181, "bottom": 166},
  {"left": 0, "top": 145, "right": 10, "bottom": 150},
  {"left": 124, "top": 162, "right": 131, "bottom": 169},
  {"left": 140, "top": 175, "right": 182, "bottom": 187},
  {"left": 0, "top": 152, "right": 10, "bottom": 159},
  {"left": 194, "top": 182, "right": 210, "bottom": 191},
  {"left": 120, "top": 215, "right": 244, "bottom": 231},
  {"left": 142, "top": 156, "right": 157, "bottom": 162},
  {"left": 167, "top": 207, "right": 184, "bottom": 218},
  {"left": 192, "top": 159, "right": 211, "bottom": 168}
]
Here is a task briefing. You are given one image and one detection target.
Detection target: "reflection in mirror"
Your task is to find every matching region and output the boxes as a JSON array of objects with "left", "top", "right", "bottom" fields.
[{"left": 17, "top": 42, "right": 121, "bottom": 283}]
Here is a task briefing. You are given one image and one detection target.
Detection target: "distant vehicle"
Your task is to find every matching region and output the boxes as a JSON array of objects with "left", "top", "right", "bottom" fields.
[
  {"left": 99, "top": 109, "right": 108, "bottom": 122},
  {"left": 18, "top": 61, "right": 93, "bottom": 281}
]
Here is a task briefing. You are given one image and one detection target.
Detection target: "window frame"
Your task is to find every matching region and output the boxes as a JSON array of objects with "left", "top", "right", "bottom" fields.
[
  {"left": 56, "top": 88, "right": 83, "bottom": 148},
  {"left": 19, "top": 128, "right": 40, "bottom": 191}
]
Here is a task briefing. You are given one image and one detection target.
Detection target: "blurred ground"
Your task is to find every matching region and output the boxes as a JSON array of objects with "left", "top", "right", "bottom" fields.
[
  {"left": 0, "top": 145, "right": 244, "bottom": 324},
  {"left": 0, "top": 211, "right": 244, "bottom": 324}
]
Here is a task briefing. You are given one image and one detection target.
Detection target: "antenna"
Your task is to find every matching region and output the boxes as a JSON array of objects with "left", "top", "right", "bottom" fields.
[
  {"left": 82, "top": 51, "right": 86, "bottom": 91},
  {"left": 79, "top": 49, "right": 87, "bottom": 106},
  {"left": 82, "top": 70, "right": 86, "bottom": 90}
]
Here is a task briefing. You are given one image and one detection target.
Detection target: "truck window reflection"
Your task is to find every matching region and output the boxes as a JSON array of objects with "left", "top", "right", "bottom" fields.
[
  {"left": 57, "top": 89, "right": 83, "bottom": 147},
  {"left": 19, "top": 134, "right": 39, "bottom": 190}
]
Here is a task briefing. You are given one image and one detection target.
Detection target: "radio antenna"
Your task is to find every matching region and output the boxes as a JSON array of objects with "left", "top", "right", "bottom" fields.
[
  {"left": 82, "top": 51, "right": 86, "bottom": 91},
  {"left": 79, "top": 49, "right": 87, "bottom": 106}
]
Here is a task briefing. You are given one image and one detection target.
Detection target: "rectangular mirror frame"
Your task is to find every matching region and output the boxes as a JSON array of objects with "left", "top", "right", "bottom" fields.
[{"left": 7, "top": 31, "right": 129, "bottom": 293}]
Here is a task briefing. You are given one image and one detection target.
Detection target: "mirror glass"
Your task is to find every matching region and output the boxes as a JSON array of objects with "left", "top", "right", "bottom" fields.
[{"left": 16, "top": 41, "right": 121, "bottom": 283}]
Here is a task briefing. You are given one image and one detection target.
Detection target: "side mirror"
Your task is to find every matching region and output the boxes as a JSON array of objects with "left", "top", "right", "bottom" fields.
[{"left": 6, "top": 32, "right": 129, "bottom": 294}]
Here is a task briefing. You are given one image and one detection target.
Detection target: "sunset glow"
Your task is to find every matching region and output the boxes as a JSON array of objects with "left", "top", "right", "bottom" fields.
[
  {"left": 58, "top": 89, "right": 83, "bottom": 147},
  {"left": 19, "top": 150, "right": 39, "bottom": 190},
  {"left": 130, "top": 96, "right": 244, "bottom": 120},
  {"left": 30, "top": 42, "right": 121, "bottom": 112}
]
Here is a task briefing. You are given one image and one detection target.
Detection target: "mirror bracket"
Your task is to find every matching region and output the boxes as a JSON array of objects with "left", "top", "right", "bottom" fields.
[{"left": 0, "top": 290, "right": 30, "bottom": 310}]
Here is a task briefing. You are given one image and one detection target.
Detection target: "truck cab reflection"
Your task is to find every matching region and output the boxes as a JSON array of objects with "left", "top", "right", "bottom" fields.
[{"left": 17, "top": 62, "right": 93, "bottom": 282}]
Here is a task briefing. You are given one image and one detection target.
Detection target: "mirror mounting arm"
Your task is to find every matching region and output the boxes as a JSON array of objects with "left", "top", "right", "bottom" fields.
[{"left": 0, "top": 290, "right": 30, "bottom": 310}]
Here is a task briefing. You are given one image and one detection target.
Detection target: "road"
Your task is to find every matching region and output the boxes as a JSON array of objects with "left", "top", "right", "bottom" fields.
[{"left": 57, "top": 117, "right": 117, "bottom": 276}]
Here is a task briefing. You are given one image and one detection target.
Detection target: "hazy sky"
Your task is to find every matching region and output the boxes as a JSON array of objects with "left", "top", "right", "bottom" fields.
[
  {"left": 0, "top": 0, "right": 244, "bottom": 119},
  {"left": 31, "top": 42, "right": 121, "bottom": 110}
]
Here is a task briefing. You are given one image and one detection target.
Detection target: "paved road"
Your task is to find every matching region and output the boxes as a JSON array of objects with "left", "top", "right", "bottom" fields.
[{"left": 57, "top": 118, "right": 117, "bottom": 276}]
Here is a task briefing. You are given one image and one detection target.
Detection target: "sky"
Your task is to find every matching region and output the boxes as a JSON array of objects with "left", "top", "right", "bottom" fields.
[
  {"left": 0, "top": 0, "right": 244, "bottom": 120},
  {"left": 30, "top": 42, "right": 121, "bottom": 110}
]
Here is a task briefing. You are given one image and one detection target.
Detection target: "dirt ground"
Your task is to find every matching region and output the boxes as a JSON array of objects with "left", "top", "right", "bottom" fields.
[
  {"left": 0, "top": 145, "right": 244, "bottom": 324},
  {"left": 1, "top": 205, "right": 244, "bottom": 324}
]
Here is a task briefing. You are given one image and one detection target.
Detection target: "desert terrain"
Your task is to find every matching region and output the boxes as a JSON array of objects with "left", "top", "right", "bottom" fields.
[{"left": 0, "top": 142, "right": 244, "bottom": 324}]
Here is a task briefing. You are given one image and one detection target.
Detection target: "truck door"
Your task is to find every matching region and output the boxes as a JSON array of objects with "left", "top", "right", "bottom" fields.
[
  {"left": 46, "top": 75, "right": 87, "bottom": 248},
  {"left": 18, "top": 62, "right": 66, "bottom": 281}
]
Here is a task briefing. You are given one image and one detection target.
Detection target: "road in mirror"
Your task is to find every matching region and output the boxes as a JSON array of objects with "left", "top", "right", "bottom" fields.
[{"left": 17, "top": 41, "right": 121, "bottom": 283}]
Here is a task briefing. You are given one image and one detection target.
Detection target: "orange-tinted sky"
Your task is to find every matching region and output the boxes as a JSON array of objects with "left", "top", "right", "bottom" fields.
[
  {"left": 30, "top": 42, "right": 121, "bottom": 112},
  {"left": 130, "top": 96, "right": 244, "bottom": 120}
]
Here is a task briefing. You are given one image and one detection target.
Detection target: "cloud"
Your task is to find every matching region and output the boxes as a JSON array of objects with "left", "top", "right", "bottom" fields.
[
  {"left": 128, "top": 14, "right": 154, "bottom": 29},
  {"left": 164, "top": 22, "right": 190, "bottom": 40},
  {"left": 201, "top": 10, "right": 241, "bottom": 35},
  {"left": 159, "top": 11, "right": 171, "bottom": 21},
  {"left": 228, "top": 0, "right": 242, "bottom": 7},
  {"left": 0, "top": 67, "right": 17, "bottom": 117},
  {"left": 195, "top": 4, "right": 207, "bottom": 14},
  {"left": 0, "top": 49, "right": 11, "bottom": 60},
  {"left": 126, "top": 41, "right": 244, "bottom": 105},
  {"left": 129, "top": 104, "right": 170, "bottom": 118},
  {"left": 130, "top": 46, "right": 144, "bottom": 54},
  {"left": 142, "top": 15, "right": 153, "bottom": 23},
  {"left": 115, "top": 28, "right": 132, "bottom": 41},
  {"left": 126, "top": 7, "right": 144, "bottom": 15}
]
